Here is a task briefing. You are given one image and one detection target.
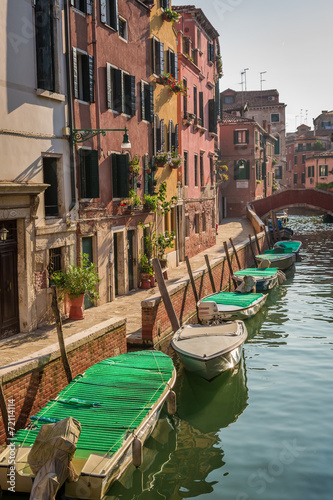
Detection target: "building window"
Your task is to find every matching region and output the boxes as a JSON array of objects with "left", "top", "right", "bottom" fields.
[
  {"left": 194, "top": 154, "right": 198, "bottom": 186},
  {"left": 35, "top": 0, "right": 55, "bottom": 92},
  {"left": 289, "top": 160, "right": 292, "bottom": 171},
  {"left": 167, "top": 49, "right": 178, "bottom": 79},
  {"left": 160, "top": 0, "right": 170, "bottom": 9},
  {"left": 274, "top": 135, "right": 280, "bottom": 155},
  {"left": 234, "top": 129, "right": 249, "bottom": 145},
  {"left": 184, "top": 151, "right": 189, "bottom": 186},
  {"left": 112, "top": 154, "right": 129, "bottom": 198},
  {"left": 200, "top": 153, "right": 204, "bottom": 186},
  {"left": 193, "top": 86, "right": 197, "bottom": 117},
  {"left": 73, "top": 48, "right": 94, "bottom": 102},
  {"left": 271, "top": 113, "right": 280, "bottom": 123},
  {"left": 197, "top": 30, "right": 201, "bottom": 51},
  {"left": 234, "top": 160, "right": 250, "bottom": 180},
  {"left": 202, "top": 212, "right": 206, "bottom": 233},
  {"left": 106, "top": 65, "right": 135, "bottom": 115},
  {"left": 118, "top": 17, "right": 128, "bottom": 41},
  {"left": 302, "top": 154, "right": 306, "bottom": 164},
  {"left": 79, "top": 149, "right": 99, "bottom": 199},
  {"left": 319, "top": 165, "right": 328, "bottom": 177},
  {"left": 298, "top": 143, "right": 304, "bottom": 152},
  {"left": 168, "top": 121, "right": 179, "bottom": 152},
  {"left": 43, "top": 157, "right": 59, "bottom": 217},
  {"left": 185, "top": 214, "right": 190, "bottom": 237},
  {"left": 255, "top": 130, "right": 259, "bottom": 145},
  {"left": 301, "top": 172, "right": 305, "bottom": 184},
  {"left": 293, "top": 173, "right": 298, "bottom": 185},
  {"left": 195, "top": 213, "right": 200, "bottom": 234},
  {"left": 101, "top": 0, "right": 119, "bottom": 31},
  {"left": 72, "top": 0, "right": 92, "bottom": 14},
  {"left": 152, "top": 37, "right": 164, "bottom": 75},
  {"left": 207, "top": 41, "right": 214, "bottom": 63},
  {"left": 183, "top": 78, "right": 187, "bottom": 116},
  {"left": 307, "top": 165, "right": 314, "bottom": 177},
  {"left": 209, "top": 157, "right": 214, "bottom": 184},
  {"left": 224, "top": 95, "right": 234, "bottom": 105},
  {"left": 49, "top": 247, "right": 62, "bottom": 275},
  {"left": 294, "top": 156, "right": 297, "bottom": 165},
  {"left": 199, "top": 92, "right": 204, "bottom": 127},
  {"left": 141, "top": 81, "right": 154, "bottom": 122},
  {"left": 275, "top": 165, "right": 282, "bottom": 179}
]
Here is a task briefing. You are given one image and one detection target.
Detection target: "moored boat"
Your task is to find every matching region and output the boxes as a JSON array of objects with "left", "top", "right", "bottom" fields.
[
  {"left": 273, "top": 240, "right": 302, "bottom": 255},
  {"left": 171, "top": 321, "right": 248, "bottom": 380},
  {"left": 233, "top": 267, "right": 279, "bottom": 291},
  {"left": 256, "top": 249, "right": 295, "bottom": 270},
  {"left": 0, "top": 351, "right": 176, "bottom": 499},
  {"left": 197, "top": 291, "right": 267, "bottom": 322}
]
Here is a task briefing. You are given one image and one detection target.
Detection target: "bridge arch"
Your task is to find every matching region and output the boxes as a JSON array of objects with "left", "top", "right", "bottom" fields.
[{"left": 250, "top": 189, "right": 333, "bottom": 219}]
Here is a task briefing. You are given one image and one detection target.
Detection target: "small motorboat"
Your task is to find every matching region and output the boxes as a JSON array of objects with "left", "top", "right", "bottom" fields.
[
  {"left": 171, "top": 321, "right": 248, "bottom": 380},
  {"left": 0, "top": 351, "right": 176, "bottom": 499},
  {"left": 273, "top": 240, "right": 302, "bottom": 256},
  {"left": 197, "top": 291, "right": 267, "bottom": 322},
  {"left": 233, "top": 267, "right": 279, "bottom": 291},
  {"left": 255, "top": 249, "right": 295, "bottom": 270}
]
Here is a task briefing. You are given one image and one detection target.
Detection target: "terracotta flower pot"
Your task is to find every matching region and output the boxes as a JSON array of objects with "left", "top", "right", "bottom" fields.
[
  {"left": 68, "top": 293, "right": 85, "bottom": 320},
  {"left": 140, "top": 273, "right": 151, "bottom": 289}
]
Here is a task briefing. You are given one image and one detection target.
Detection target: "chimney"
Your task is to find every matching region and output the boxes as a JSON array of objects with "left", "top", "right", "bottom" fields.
[
  {"left": 267, "top": 123, "right": 271, "bottom": 134},
  {"left": 263, "top": 119, "right": 267, "bottom": 131}
]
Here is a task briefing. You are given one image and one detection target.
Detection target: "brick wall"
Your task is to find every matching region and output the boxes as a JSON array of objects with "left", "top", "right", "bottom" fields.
[
  {"left": 0, "top": 320, "right": 126, "bottom": 445},
  {"left": 142, "top": 234, "right": 266, "bottom": 345}
]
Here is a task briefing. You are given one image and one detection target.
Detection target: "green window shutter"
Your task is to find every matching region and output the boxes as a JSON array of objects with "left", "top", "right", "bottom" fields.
[
  {"left": 106, "top": 63, "right": 112, "bottom": 109},
  {"left": 73, "top": 47, "right": 78, "bottom": 99},
  {"left": 112, "top": 154, "right": 129, "bottom": 198},
  {"left": 100, "top": 0, "right": 106, "bottom": 23},
  {"left": 156, "top": 41, "right": 164, "bottom": 75},
  {"left": 35, "top": 0, "right": 55, "bottom": 91},
  {"left": 193, "top": 86, "right": 197, "bottom": 116},
  {"left": 111, "top": 0, "right": 119, "bottom": 31},
  {"left": 144, "top": 155, "right": 149, "bottom": 194},
  {"left": 174, "top": 124, "right": 179, "bottom": 151},
  {"left": 86, "top": 150, "right": 99, "bottom": 197},
  {"left": 208, "top": 99, "right": 215, "bottom": 133},
  {"left": 113, "top": 69, "right": 122, "bottom": 113},
  {"left": 153, "top": 114, "right": 158, "bottom": 155},
  {"left": 199, "top": 92, "right": 204, "bottom": 125},
  {"left": 245, "top": 130, "right": 249, "bottom": 144},
  {"left": 170, "top": 52, "right": 178, "bottom": 79},
  {"left": 148, "top": 85, "right": 154, "bottom": 122},
  {"left": 81, "top": 54, "right": 90, "bottom": 102},
  {"left": 112, "top": 154, "right": 118, "bottom": 197},
  {"left": 325, "top": 165, "right": 328, "bottom": 176},
  {"left": 274, "top": 136, "right": 280, "bottom": 155},
  {"left": 129, "top": 75, "right": 136, "bottom": 116},
  {"left": 168, "top": 120, "right": 173, "bottom": 151},
  {"left": 234, "top": 130, "right": 238, "bottom": 144},
  {"left": 160, "top": 118, "right": 165, "bottom": 151},
  {"left": 141, "top": 81, "right": 145, "bottom": 120},
  {"left": 246, "top": 160, "right": 250, "bottom": 179},
  {"left": 88, "top": 55, "right": 94, "bottom": 102},
  {"left": 174, "top": 53, "right": 178, "bottom": 80}
]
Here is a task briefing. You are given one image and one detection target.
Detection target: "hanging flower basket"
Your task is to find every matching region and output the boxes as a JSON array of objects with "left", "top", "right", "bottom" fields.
[{"left": 157, "top": 73, "right": 188, "bottom": 97}]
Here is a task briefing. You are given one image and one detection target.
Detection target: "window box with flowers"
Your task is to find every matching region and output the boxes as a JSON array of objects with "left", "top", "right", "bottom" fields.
[
  {"left": 128, "top": 154, "right": 141, "bottom": 176},
  {"left": 216, "top": 54, "right": 223, "bottom": 78},
  {"left": 153, "top": 151, "right": 169, "bottom": 168},
  {"left": 169, "top": 150, "right": 183, "bottom": 169},
  {"left": 157, "top": 72, "right": 187, "bottom": 97},
  {"left": 162, "top": 8, "right": 180, "bottom": 23}
]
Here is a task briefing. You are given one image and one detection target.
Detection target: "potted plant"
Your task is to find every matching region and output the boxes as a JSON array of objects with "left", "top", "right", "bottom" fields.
[
  {"left": 138, "top": 254, "right": 153, "bottom": 289},
  {"left": 128, "top": 189, "right": 142, "bottom": 210},
  {"left": 51, "top": 253, "right": 100, "bottom": 320},
  {"left": 168, "top": 149, "right": 183, "bottom": 169},
  {"left": 153, "top": 151, "right": 169, "bottom": 168},
  {"left": 157, "top": 72, "right": 188, "bottom": 96},
  {"left": 129, "top": 155, "right": 141, "bottom": 176},
  {"left": 143, "top": 193, "right": 158, "bottom": 212},
  {"left": 156, "top": 231, "right": 175, "bottom": 263},
  {"left": 162, "top": 8, "right": 180, "bottom": 23}
]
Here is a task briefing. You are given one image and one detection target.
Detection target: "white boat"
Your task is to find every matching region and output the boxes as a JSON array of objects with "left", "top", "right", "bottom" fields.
[
  {"left": 197, "top": 291, "right": 267, "bottom": 322},
  {"left": 171, "top": 321, "right": 248, "bottom": 380},
  {"left": 0, "top": 351, "right": 176, "bottom": 499},
  {"left": 273, "top": 240, "right": 302, "bottom": 255},
  {"left": 233, "top": 267, "right": 279, "bottom": 291},
  {"left": 255, "top": 249, "right": 295, "bottom": 270}
]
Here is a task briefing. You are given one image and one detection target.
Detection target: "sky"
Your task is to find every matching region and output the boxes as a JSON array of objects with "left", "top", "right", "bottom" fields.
[{"left": 172, "top": 0, "right": 333, "bottom": 132}]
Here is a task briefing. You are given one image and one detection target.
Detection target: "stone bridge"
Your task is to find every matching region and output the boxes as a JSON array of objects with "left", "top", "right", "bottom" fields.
[{"left": 250, "top": 189, "right": 333, "bottom": 219}]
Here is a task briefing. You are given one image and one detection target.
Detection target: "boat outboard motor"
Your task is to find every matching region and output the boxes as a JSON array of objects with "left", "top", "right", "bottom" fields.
[{"left": 197, "top": 301, "right": 219, "bottom": 323}]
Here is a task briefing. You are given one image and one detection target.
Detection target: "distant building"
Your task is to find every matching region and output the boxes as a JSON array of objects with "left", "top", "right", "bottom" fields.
[
  {"left": 305, "top": 150, "right": 333, "bottom": 189},
  {"left": 313, "top": 110, "right": 333, "bottom": 138},
  {"left": 219, "top": 114, "right": 276, "bottom": 218},
  {"left": 286, "top": 125, "right": 331, "bottom": 188},
  {"left": 221, "top": 88, "right": 287, "bottom": 188},
  {"left": 173, "top": 5, "right": 220, "bottom": 258}
]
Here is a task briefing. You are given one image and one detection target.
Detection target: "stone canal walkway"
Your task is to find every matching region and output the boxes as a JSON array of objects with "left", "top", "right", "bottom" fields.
[{"left": 0, "top": 218, "right": 253, "bottom": 377}]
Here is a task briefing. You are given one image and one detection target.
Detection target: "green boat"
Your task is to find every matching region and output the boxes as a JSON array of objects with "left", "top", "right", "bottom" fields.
[
  {"left": 0, "top": 351, "right": 176, "bottom": 499},
  {"left": 274, "top": 240, "right": 302, "bottom": 255},
  {"left": 234, "top": 267, "right": 279, "bottom": 291},
  {"left": 256, "top": 248, "right": 295, "bottom": 270},
  {"left": 198, "top": 291, "right": 267, "bottom": 322}
]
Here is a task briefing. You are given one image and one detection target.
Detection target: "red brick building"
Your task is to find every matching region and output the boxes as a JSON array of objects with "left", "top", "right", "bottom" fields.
[{"left": 219, "top": 113, "right": 276, "bottom": 217}]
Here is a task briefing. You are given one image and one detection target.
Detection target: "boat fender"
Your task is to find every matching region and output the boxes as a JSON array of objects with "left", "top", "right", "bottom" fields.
[
  {"left": 132, "top": 438, "right": 143, "bottom": 468},
  {"left": 167, "top": 390, "right": 177, "bottom": 415},
  {"left": 277, "top": 270, "right": 287, "bottom": 284}
]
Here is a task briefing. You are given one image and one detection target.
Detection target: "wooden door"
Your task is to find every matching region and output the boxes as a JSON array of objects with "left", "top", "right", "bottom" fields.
[{"left": 0, "top": 221, "right": 19, "bottom": 338}]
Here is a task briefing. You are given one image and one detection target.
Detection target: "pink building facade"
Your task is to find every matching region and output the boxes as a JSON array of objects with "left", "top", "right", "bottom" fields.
[
  {"left": 305, "top": 151, "right": 333, "bottom": 189},
  {"left": 173, "top": 6, "right": 221, "bottom": 258}
]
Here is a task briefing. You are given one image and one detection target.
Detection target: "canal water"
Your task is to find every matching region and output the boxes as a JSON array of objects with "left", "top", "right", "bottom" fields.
[{"left": 107, "top": 215, "right": 333, "bottom": 500}]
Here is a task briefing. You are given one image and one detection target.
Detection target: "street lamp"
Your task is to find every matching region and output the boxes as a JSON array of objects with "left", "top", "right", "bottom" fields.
[
  {"left": 0, "top": 225, "right": 9, "bottom": 242},
  {"left": 73, "top": 127, "right": 131, "bottom": 148}
]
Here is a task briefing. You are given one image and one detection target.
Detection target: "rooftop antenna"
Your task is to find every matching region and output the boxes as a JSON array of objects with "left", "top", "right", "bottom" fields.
[
  {"left": 300, "top": 109, "right": 303, "bottom": 124},
  {"left": 295, "top": 115, "right": 299, "bottom": 129},
  {"left": 243, "top": 68, "right": 249, "bottom": 91},
  {"left": 260, "top": 71, "right": 266, "bottom": 108},
  {"left": 305, "top": 110, "right": 308, "bottom": 125},
  {"left": 239, "top": 71, "right": 245, "bottom": 106}
]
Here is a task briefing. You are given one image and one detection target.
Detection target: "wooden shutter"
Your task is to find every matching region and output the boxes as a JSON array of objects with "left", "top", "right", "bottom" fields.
[
  {"left": 73, "top": 47, "right": 78, "bottom": 99},
  {"left": 168, "top": 120, "right": 173, "bottom": 151},
  {"left": 100, "top": 0, "right": 107, "bottom": 23},
  {"left": 112, "top": 154, "right": 118, "bottom": 198},
  {"left": 129, "top": 75, "right": 136, "bottom": 116},
  {"left": 111, "top": 0, "right": 119, "bottom": 31},
  {"left": 156, "top": 41, "right": 164, "bottom": 75},
  {"left": 234, "top": 160, "right": 239, "bottom": 180},
  {"left": 86, "top": 150, "right": 99, "bottom": 197},
  {"left": 174, "top": 53, "right": 178, "bottom": 80},
  {"left": 208, "top": 99, "right": 215, "bottom": 133},
  {"left": 245, "top": 130, "right": 249, "bottom": 144},
  {"left": 160, "top": 119, "right": 165, "bottom": 152},
  {"left": 118, "top": 154, "right": 129, "bottom": 198},
  {"left": 88, "top": 55, "right": 94, "bottom": 102},
  {"left": 193, "top": 86, "right": 197, "bottom": 116},
  {"left": 79, "top": 149, "right": 86, "bottom": 197},
  {"left": 144, "top": 154, "right": 149, "bottom": 194},
  {"left": 174, "top": 124, "right": 179, "bottom": 151},
  {"left": 153, "top": 114, "right": 158, "bottom": 155},
  {"left": 199, "top": 92, "right": 204, "bottom": 126},
  {"left": 114, "top": 69, "right": 122, "bottom": 113},
  {"left": 170, "top": 52, "right": 178, "bottom": 79},
  {"left": 86, "top": 0, "right": 92, "bottom": 15},
  {"left": 106, "top": 63, "right": 112, "bottom": 109},
  {"left": 234, "top": 131, "right": 238, "bottom": 144},
  {"left": 141, "top": 81, "right": 145, "bottom": 120},
  {"left": 148, "top": 85, "right": 154, "bottom": 122},
  {"left": 35, "top": 0, "right": 54, "bottom": 91},
  {"left": 245, "top": 160, "right": 250, "bottom": 179}
]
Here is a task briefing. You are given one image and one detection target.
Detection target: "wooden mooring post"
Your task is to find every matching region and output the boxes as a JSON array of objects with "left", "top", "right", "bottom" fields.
[
  {"left": 229, "top": 238, "right": 241, "bottom": 270},
  {"left": 204, "top": 254, "right": 216, "bottom": 293},
  {"left": 185, "top": 256, "right": 199, "bottom": 305},
  {"left": 253, "top": 230, "right": 261, "bottom": 255},
  {"left": 51, "top": 286, "right": 72, "bottom": 384},
  {"left": 152, "top": 258, "right": 180, "bottom": 333},
  {"left": 248, "top": 235, "right": 258, "bottom": 267},
  {"left": 223, "top": 241, "right": 238, "bottom": 288}
]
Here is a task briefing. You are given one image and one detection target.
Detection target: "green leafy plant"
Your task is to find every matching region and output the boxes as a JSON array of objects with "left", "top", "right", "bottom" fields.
[
  {"left": 216, "top": 54, "right": 223, "bottom": 78},
  {"left": 317, "top": 182, "right": 333, "bottom": 190},
  {"left": 153, "top": 151, "right": 170, "bottom": 166},
  {"left": 138, "top": 254, "right": 153, "bottom": 275},
  {"left": 158, "top": 72, "right": 188, "bottom": 96},
  {"left": 143, "top": 194, "right": 158, "bottom": 212},
  {"left": 129, "top": 155, "right": 141, "bottom": 176},
  {"left": 51, "top": 253, "right": 100, "bottom": 299},
  {"left": 155, "top": 231, "right": 175, "bottom": 260},
  {"left": 162, "top": 8, "right": 180, "bottom": 22},
  {"left": 128, "top": 189, "right": 142, "bottom": 207},
  {"left": 313, "top": 141, "right": 324, "bottom": 151}
]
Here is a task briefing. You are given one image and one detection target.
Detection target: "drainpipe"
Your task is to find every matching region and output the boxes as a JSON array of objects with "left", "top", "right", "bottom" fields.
[{"left": 64, "top": 0, "right": 76, "bottom": 210}]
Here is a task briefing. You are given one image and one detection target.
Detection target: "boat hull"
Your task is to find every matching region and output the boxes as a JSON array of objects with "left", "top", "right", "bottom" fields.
[
  {"left": 198, "top": 293, "right": 268, "bottom": 322},
  {"left": 175, "top": 344, "right": 244, "bottom": 381},
  {"left": 234, "top": 274, "right": 278, "bottom": 291},
  {"left": 255, "top": 254, "right": 295, "bottom": 270}
]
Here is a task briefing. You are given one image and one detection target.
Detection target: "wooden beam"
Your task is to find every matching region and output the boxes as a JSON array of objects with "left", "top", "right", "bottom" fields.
[
  {"left": 51, "top": 286, "right": 72, "bottom": 384},
  {"left": 270, "top": 210, "right": 277, "bottom": 242},
  {"left": 263, "top": 224, "right": 272, "bottom": 249},
  {"left": 229, "top": 238, "right": 241, "bottom": 270},
  {"left": 273, "top": 211, "right": 281, "bottom": 240},
  {"left": 253, "top": 230, "right": 261, "bottom": 254},
  {"left": 0, "top": 381, "right": 9, "bottom": 441},
  {"left": 204, "top": 254, "right": 216, "bottom": 293},
  {"left": 223, "top": 241, "right": 238, "bottom": 288},
  {"left": 248, "top": 235, "right": 258, "bottom": 267},
  {"left": 185, "top": 256, "right": 199, "bottom": 304},
  {"left": 152, "top": 258, "right": 180, "bottom": 333}
]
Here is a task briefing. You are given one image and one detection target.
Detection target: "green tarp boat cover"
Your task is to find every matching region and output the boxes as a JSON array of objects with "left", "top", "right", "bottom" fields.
[
  {"left": 201, "top": 292, "right": 263, "bottom": 308},
  {"left": 275, "top": 241, "right": 300, "bottom": 252},
  {"left": 13, "top": 351, "right": 174, "bottom": 457},
  {"left": 261, "top": 248, "right": 293, "bottom": 255},
  {"left": 234, "top": 268, "right": 278, "bottom": 278}
]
